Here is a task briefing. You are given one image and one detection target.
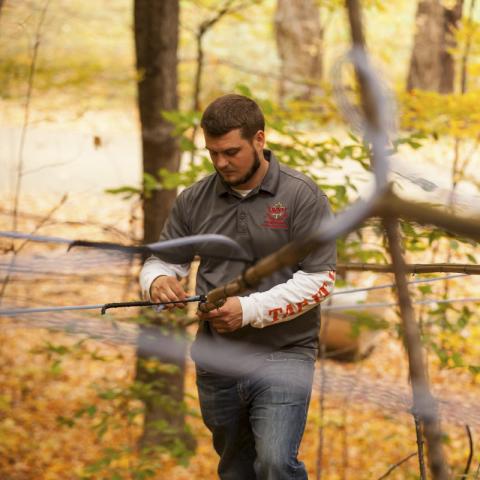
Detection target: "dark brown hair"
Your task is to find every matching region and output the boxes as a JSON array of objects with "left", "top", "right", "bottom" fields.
[{"left": 200, "top": 94, "right": 265, "bottom": 140}]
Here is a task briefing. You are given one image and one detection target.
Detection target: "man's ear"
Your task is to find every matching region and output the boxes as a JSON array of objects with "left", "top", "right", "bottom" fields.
[{"left": 253, "top": 130, "right": 265, "bottom": 150}]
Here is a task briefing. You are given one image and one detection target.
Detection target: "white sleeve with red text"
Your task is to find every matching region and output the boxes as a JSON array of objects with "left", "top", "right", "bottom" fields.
[
  {"left": 140, "top": 255, "right": 190, "bottom": 301},
  {"left": 238, "top": 270, "right": 335, "bottom": 328}
]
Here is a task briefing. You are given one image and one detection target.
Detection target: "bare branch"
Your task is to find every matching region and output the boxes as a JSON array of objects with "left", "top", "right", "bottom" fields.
[
  {"left": 316, "top": 313, "right": 332, "bottom": 480},
  {"left": 0, "top": 194, "right": 67, "bottom": 305},
  {"left": 375, "top": 191, "right": 480, "bottom": 243},
  {"left": 11, "top": 0, "right": 51, "bottom": 234},
  {"left": 0, "top": 206, "right": 136, "bottom": 242},
  {"left": 192, "top": 0, "right": 252, "bottom": 111},
  {"left": 189, "top": 0, "right": 260, "bottom": 164},
  {"left": 1, "top": 0, "right": 53, "bottom": 305},
  {"left": 376, "top": 452, "right": 417, "bottom": 480},
  {"left": 383, "top": 217, "right": 449, "bottom": 480},
  {"left": 338, "top": 263, "right": 480, "bottom": 275},
  {"left": 461, "top": 425, "right": 474, "bottom": 479},
  {"left": 414, "top": 414, "right": 428, "bottom": 480},
  {"left": 460, "top": 0, "right": 477, "bottom": 94}
]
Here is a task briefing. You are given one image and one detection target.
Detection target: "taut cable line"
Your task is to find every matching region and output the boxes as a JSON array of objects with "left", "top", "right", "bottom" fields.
[
  {"left": 2, "top": 288, "right": 479, "bottom": 317},
  {"left": 0, "top": 295, "right": 206, "bottom": 316}
]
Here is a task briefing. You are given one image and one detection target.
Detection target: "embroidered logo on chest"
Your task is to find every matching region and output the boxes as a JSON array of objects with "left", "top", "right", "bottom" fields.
[{"left": 262, "top": 201, "right": 288, "bottom": 229}]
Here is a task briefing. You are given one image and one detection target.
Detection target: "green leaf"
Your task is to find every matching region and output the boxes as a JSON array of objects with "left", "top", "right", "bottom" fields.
[
  {"left": 235, "top": 83, "right": 253, "bottom": 97},
  {"left": 98, "top": 388, "right": 121, "bottom": 400},
  {"left": 105, "top": 185, "right": 141, "bottom": 200},
  {"left": 86, "top": 405, "right": 97, "bottom": 417},
  {"left": 449, "top": 240, "right": 459, "bottom": 251},
  {"left": 50, "top": 359, "right": 63, "bottom": 375},
  {"left": 451, "top": 352, "right": 464, "bottom": 367},
  {"left": 179, "top": 136, "right": 196, "bottom": 152},
  {"left": 418, "top": 285, "right": 432, "bottom": 294},
  {"left": 57, "top": 415, "right": 75, "bottom": 428}
]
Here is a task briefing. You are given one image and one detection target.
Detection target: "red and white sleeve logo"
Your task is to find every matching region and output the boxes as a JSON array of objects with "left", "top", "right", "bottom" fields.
[{"left": 268, "top": 271, "right": 336, "bottom": 322}]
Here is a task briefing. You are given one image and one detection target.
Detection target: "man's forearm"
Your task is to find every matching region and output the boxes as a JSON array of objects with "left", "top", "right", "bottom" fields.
[
  {"left": 140, "top": 255, "right": 190, "bottom": 300},
  {"left": 239, "top": 270, "right": 336, "bottom": 328}
]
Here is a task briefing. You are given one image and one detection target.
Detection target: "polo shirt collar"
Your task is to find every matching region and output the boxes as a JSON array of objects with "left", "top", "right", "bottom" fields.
[
  {"left": 259, "top": 150, "right": 279, "bottom": 195},
  {"left": 215, "top": 149, "right": 280, "bottom": 197}
]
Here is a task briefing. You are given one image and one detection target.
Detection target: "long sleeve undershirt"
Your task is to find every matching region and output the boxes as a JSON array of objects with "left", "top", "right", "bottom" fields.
[{"left": 139, "top": 255, "right": 335, "bottom": 329}]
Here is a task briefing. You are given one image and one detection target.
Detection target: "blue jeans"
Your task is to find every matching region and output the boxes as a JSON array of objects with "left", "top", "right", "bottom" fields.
[{"left": 196, "top": 351, "right": 315, "bottom": 480}]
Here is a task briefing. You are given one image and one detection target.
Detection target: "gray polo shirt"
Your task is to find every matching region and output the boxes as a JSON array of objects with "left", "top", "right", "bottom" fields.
[{"left": 159, "top": 150, "right": 336, "bottom": 369}]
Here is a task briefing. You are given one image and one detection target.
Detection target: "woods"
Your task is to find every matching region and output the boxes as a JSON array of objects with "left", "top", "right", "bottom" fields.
[
  {"left": 407, "top": 0, "right": 464, "bottom": 93},
  {"left": 1, "top": 0, "right": 480, "bottom": 478},
  {"left": 275, "top": 0, "right": 323, "bottom": 101}
]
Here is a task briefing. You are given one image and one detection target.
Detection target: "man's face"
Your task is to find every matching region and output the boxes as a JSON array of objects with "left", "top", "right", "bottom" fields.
[{"left": 204, "top": 128, "right": 265, "bottom": 189}]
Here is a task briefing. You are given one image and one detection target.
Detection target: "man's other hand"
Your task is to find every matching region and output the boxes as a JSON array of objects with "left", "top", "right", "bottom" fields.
[
  {"left": 197, "top": 297, "right": 243, "bottom": 333},
  {"left": 150, "top": 275, "right": 187, "bottom": 309}
]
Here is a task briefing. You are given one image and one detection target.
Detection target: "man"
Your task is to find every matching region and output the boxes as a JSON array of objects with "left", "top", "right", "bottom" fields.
[{"left": 140, "top": 94, "right": 336, "bottom": 479}]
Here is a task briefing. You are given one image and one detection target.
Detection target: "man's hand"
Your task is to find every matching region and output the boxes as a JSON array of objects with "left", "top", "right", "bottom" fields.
[
  {"left": 197, "top": 297, "right": 243, "bottom": 333},
  {"left": 150, "top": 275, "right": 187, "bottom": 309}
]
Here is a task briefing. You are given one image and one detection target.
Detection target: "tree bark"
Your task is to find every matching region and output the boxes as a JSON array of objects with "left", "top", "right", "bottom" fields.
[
  {"left": 407, "top": 0, "right": 464, "bottom": 93},
  {"left": 274, "top": 0, "right": 323, "bottom": 102},
  {"left": 134, "top": 0, "right": 181, "bottom": 245},
  {"left": 136, "top": 327, "right": 194, "bottom": 453},
  {"left": 384, "top": 219, "right": 449, "bottom": 479},
  {"left": 134, "top": 0, "right": 194, "bottom": 455}
]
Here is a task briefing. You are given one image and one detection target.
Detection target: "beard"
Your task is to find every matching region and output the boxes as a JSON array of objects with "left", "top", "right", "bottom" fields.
[{"left": 217, "top": 149, "right": 261, "bottom": 187}]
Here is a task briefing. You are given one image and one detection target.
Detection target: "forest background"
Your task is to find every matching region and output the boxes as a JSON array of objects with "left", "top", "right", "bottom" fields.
[{"left": 1, "top": 0, "right": 480, "bottom": 479}]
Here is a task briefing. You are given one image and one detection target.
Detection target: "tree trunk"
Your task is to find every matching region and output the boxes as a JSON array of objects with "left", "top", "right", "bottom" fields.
[
  {"left": 407, "top": 0, "right": 464, "bottom": 93},
  {"left": 274, "top": 0, "right": 323, "bottom": 103},
  {"left": 135, "top": 0, "right": 181, "bottom": 245},
  {"left": 134, "top": 0, "right": 194, "bottom": 455},
  {"left": 136, "top": 327, "right": 194, "bottom": 453}
]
